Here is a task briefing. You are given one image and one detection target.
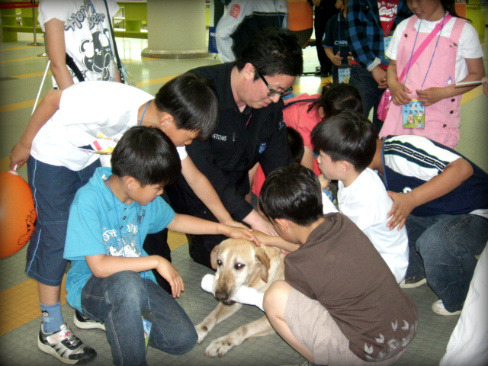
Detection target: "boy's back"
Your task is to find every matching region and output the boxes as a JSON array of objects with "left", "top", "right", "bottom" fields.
[
  {"left": 285, "top": 212, "right": 417, "bottom": 362},
  {"left": 338, "top": 167, "right": 409, "bottom": 282}
]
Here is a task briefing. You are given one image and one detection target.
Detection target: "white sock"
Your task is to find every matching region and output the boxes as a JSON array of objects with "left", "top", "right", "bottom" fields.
[{"left": 200, "top": 274, "right": 264, "bottom": 311}]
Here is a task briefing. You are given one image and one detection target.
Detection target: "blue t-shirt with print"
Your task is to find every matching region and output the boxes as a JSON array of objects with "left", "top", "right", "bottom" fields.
[{"left": 64, "top": 167, "right": 175, "bottom": 312}]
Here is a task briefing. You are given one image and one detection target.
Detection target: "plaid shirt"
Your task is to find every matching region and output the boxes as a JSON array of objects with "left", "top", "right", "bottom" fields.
[{"left": 347, "top": 0, "right": 411, "bottom": 69}]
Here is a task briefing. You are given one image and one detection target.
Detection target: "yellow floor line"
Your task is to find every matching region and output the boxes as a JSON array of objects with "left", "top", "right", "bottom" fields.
[
  {"left": 11, "top": 71, "right": 51, "bottom": 79},
  {"left": 0, "top": 232, "right": 187, "bottom": 335},
  {"left": 0, "top": 46, "right": 35, "bottom": 51},
  {"left": 0, "top": 99, "right": 36, "bottom": 113},
  {"left": 0, "top": 277, "right": 67, "bottom": 336},
  {"left": 0, "top": 56, "right": 45, "bottom": 64}
]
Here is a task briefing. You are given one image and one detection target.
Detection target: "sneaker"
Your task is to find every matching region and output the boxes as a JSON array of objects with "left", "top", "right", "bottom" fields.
[
  {"left": 400, "top": 275, "right": 427, "bottom": 289},
  {"left": 73, "top": 310, "right": 106, "bottom": 331},
  {"left": 38, "top": 324, "right": 97, "bottom": 364},
  {"left": 431, "top": 300, "right": 462, "bottom": 316}
]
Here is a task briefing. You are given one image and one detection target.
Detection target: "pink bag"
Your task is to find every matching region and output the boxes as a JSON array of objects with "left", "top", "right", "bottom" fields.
[
  {"left": 377, "top": 88, "right": 392, "bottom": 121},
  {"left": 376, "top": 14, "right": 452, "bottom": 121}
]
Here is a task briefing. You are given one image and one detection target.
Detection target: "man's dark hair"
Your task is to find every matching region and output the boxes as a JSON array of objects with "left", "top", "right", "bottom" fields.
[
  {"left": 311, "top": 110, "right": 377, "bottom": 172},
  {"left": 111, "top": 126, "right": 181, "bottom": 186},
  {"left": 154, "top": 72, "right": 219, "bottom": 140},
  {"left": 236, "top": 27, "right": 303, "bottom": 78},
  {"left": 310, "top": 83, "right": 363, "bottom": 118},
  {"left": 259, "top": 165, "right": 323, "bottom": 226}
]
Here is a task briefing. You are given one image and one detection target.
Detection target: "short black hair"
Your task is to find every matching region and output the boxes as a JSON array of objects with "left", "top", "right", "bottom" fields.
[
  {"left": 154, "top": 72, "right": 219, "bottom": 140},
  {"left": 111, "top": 126, "right": 181, "bottom": 186},
  {"left": 259, "top": 165, "right": 323, "bottom": 226},
  {"left": 311, "top": 111, "right": 377, "bottom": 172},
  {"left": 236, "top": 27, "right": 303, "bottom": 79},
  {"left": 287, "top": 127, "right": 304, "bottom": 164},
  {"left": 310, "top": 83, "right": 363, "bottom": 118}
]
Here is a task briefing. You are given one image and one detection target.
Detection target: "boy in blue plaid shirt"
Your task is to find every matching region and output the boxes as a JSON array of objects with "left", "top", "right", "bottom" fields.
[{"left": 347, "top": 0, "right": 411, "bottom": 131}]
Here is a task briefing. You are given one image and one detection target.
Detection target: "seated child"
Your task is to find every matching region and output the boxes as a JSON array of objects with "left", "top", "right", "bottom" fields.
[
  {"left": 63, "top": 126, "right": 256, "bottom": 366},
  {"left": 369, "top": 134, "right": 488, "bottom": 314},
  {"left": 259, "top": 165, "right": 418, "bottom": 366},
  {"left": 311, "top": 111, "right": 409, "bottom": 283}
]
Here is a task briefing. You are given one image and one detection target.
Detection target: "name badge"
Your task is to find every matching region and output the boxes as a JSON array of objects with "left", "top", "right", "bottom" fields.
[
  {"left": 142, "top": 308, "right": 154, "bottom": 351},
  {"left": 402, "top": 99, "right": 425, "bottom": 129},
  {"left": 338, "top": 67, "right": 351, "bottom": 83}
]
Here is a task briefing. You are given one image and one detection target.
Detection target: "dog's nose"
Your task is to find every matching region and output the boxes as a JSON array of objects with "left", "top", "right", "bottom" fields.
[{"left": 215, "top": 289, "right": 229, "bottom": 302}]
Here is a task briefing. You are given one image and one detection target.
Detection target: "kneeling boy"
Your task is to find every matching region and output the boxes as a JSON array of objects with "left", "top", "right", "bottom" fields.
[
  {"left": 63, "top": 127, "right": 255, "bottom": 366},
  {"left": 259, "top": 165, "right": 418, "bottom": 366}
]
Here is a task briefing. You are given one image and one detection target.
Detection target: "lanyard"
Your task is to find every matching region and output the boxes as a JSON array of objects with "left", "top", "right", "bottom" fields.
[
  {"left": 404, "top": 16, "right": 447, "bottom": 90},
  {"left": 139, "top": 100, "right": 151, "bottom": 126},
  {"left": 107, "top": 178, "right": 152, "bottom": 311}
]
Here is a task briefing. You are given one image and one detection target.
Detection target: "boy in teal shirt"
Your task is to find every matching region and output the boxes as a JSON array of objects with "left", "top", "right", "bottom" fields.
[{"left": 63, "top": 126, "right": 255, "bottom": 366}]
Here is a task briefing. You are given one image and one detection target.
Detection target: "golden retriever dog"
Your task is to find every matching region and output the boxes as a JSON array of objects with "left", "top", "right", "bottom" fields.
[{"left": 195, "top": 238, "right": 285, "bottom": 357}]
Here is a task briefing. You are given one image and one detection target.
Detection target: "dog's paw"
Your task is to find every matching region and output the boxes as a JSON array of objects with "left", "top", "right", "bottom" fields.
[
  {"left": 195, "top": 323, "right": 209, "bottom": 344},
  {"left": 204, "top": 337, "right": 235, "bottom": 358}
]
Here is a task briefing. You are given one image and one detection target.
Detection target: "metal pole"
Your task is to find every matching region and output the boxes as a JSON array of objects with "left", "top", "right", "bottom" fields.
[{"left": 28, "top": 1, "right": 43, "bottom": 46}]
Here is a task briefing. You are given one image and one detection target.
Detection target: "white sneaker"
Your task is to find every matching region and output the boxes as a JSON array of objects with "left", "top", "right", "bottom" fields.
[
  {"left": 38, "top": 324, "right": 97, "bottom": 364},
  {"left": 431, "top": 300, "right": 462, "bottom": 316}
]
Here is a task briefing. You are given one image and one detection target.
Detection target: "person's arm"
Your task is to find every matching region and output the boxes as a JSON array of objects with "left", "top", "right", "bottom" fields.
[
  {"left": 242, "top": 209, "right": 277, "bottom": 236},
  {"left": 167, "top": 213, "right": 257, "bottom": 242},
  {"left": 44, "top": 18, "right": 75, "bottom": 89},
  {"left": 181, "top": 156, "right": 246, "bottom": 228},
  {"left": 215, "top": 0, "right": 252, "bottom": 62},
  {"left": 416, "top": 57, "right": 485, "bottom": 106},
  {"left": 9, "top": 89, "right": 63, "bottom": 169},
  {"left": 252, "top": 230, "right": 299, "bottom": 253},
  {"left": 86, "top": 254, "right": 184, "bottom": 298},
  {"left": 300, "top": 146, "right": 315, "bottom": 171},
  {"left": 386, "top": 158, "right": 474, "bottom": 230},
  {"left": 387, "top": 59, "right": 412, "bottom": 105},
  {"left": 347, "top": 0, "right": 379, "bottom": 69}
]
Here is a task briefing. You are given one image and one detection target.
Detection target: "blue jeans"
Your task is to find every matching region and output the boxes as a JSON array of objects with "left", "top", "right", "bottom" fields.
[
  {"left": 349, "top": 65, "right": 385, "bottom": 132},
  {"left": 81, "top": 271, "right": 197, "bottom": 366},
  {"left": 405, "top": 214, "right": 488, "bottom": 312},
  {"left": 26, "top": 157, "right": 100, "bottom": 285}
]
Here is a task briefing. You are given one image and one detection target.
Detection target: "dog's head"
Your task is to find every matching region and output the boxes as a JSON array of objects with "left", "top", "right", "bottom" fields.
[{"left": 209, "top": 239, "right": 271, "bottom": 305}]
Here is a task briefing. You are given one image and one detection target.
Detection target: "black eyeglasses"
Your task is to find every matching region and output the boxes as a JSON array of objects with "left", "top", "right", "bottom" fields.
[{"left": 256, "top": 69, "right": 293, "bottom": 97}]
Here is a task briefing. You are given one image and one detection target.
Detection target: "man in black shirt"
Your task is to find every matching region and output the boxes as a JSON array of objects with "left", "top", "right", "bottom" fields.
[{"left": 167, "top": 27, "right": 303, "bottom": 268}]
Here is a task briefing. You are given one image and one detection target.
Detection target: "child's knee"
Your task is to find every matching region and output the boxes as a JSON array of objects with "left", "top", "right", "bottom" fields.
[{"left": 106, "top": 271, "right": 146, "bottom": 306}]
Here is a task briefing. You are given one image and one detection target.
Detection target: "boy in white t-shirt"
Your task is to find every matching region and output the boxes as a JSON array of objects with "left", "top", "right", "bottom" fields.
[
  {"left": 311, "top": 111, "right": 408, "bottom": 283},
  {"left": 9, "top": 74, "right": 253, "bottom": 364}
]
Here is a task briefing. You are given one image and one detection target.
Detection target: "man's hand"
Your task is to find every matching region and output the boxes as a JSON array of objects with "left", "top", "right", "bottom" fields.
[
  {"left": 386, "top": 191, "right": 417, "bottom": 230},
  {"left": 331, "top": 51, "right": 343, "bottom": 66}
]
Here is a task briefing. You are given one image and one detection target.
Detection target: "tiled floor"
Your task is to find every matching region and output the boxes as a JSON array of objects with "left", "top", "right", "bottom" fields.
[{"left": 0, "top": 27, "right": 487, "bottom": 366}]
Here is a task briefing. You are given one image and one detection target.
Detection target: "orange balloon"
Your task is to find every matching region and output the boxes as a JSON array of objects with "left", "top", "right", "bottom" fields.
[{"left": 0, "top": 171, "right": 37, "bottom": 259}]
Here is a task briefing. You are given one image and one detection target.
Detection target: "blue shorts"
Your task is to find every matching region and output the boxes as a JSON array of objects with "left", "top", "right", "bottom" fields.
[{"left": 26, "top": 157, "right": 100, "bottom": 286}]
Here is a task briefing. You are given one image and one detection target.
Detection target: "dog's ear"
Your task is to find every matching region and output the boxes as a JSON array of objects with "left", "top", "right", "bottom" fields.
[
  {"left": 255, "top": 247, "right": 271, "bottom": 283},
  {"left": 210, "top": 244, "right": 220, "bottom": 270}
]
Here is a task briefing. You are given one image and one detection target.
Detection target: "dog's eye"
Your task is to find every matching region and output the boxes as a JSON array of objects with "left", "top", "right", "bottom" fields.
[
  {"left": 234, "top": 263, "right": 245, "bottom": 270},
  {"left": 217, "top": 259, "right": 222, "bottom": 267}
]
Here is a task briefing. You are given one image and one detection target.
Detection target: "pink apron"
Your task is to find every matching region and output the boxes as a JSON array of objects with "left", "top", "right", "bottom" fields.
[{"left": 379, "top": 15, "right": 466, "bottom": 148}]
